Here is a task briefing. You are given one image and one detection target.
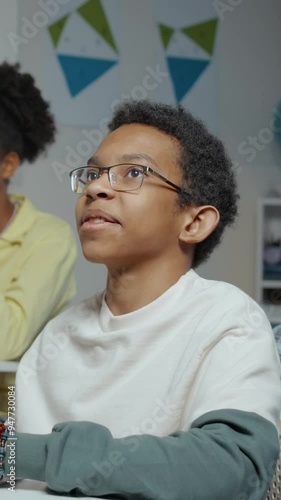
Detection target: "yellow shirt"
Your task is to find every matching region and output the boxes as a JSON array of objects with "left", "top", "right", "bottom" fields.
[{"left": 0, "top": 194, "right": 77, "bottom": 411}]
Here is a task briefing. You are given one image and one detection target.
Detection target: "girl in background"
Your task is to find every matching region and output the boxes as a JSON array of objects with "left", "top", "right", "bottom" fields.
[{"left": 0, "top": 62, "right": 77, "bottom": 412}]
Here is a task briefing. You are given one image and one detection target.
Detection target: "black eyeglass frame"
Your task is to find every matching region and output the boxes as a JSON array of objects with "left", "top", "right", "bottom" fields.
[{"left": 69, "top": 163, "right": 190, "bottom": 196}]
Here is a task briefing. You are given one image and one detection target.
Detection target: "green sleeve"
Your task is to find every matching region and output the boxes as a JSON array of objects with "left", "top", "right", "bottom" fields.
[{"left": 6, "top": 409, "right": 279, "bottom": 499}]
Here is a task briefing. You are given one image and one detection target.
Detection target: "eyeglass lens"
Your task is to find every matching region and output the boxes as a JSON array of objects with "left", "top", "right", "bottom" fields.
[{"left": 72, "top": 164, "right": 145, "bottom": 193}]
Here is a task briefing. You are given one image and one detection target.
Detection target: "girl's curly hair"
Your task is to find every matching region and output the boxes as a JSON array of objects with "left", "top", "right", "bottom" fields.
[{"left": 0, "top": 62, "right": 56, "bottom": 163}]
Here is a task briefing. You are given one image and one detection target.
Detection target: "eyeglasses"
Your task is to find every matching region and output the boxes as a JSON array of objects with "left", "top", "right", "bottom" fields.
[{"left": 69, "top": 163, "right": 189, "bottom": 195}]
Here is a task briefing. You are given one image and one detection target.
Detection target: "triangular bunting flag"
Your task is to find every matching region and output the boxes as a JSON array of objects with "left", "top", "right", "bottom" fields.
[
  {"left": 167, "top": 56, "right": 209, "bottom": 102},
  {"left": 57, "top": 54, "right": 118, "bottom": 97},
  {"left": 78, "top": 0, "right": 118, "bottom": 53},
  {"left": 181, "top": 18, "right": 218, "bottom": 56},
  {"left": 56, "top": 10, "right": 118, "bottom": 60},
  {"left": 159, "top": 23, "right": 174, "bottom": 49},
  {"left": 48, "top": 15, "right": 69, "bottom": 48}
]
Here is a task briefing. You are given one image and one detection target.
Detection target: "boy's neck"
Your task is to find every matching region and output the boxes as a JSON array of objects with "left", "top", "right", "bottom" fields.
[{"left": 105, "top": 257, "right": 192, "bottom": 316}]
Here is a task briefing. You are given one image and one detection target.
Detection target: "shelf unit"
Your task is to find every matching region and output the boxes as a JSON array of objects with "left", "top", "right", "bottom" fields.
[{"left": 256, "top": 198, "right": 281, "bottom": 325}]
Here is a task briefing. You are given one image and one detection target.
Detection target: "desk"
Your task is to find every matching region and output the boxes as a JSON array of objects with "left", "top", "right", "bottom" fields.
[{"left": 0, "top": 479, "right": 107, "bottom": 498}]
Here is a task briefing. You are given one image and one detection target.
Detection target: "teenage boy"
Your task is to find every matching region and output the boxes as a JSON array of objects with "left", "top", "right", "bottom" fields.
[{"left": 2, "top": 100, "right": 281, "bottom": 499}]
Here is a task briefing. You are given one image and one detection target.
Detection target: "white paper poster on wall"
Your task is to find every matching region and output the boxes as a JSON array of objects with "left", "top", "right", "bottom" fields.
[
  {"left": 16, "top": 0, "right": 218, "bottom": 130},
  {"left": 152, "top": 0, "right": 219, "bottom": 132},
  {"left": 18, "top": 0, "right": 122, "bottom": 128}
]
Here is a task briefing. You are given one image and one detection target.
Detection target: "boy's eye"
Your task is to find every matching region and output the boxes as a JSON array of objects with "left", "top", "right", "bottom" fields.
[
  {"left": 126, "top": 167, "right": 144, "bottom": 178},
  {"left": 86, "top": 170, "right": 99, "bottom": 181}
]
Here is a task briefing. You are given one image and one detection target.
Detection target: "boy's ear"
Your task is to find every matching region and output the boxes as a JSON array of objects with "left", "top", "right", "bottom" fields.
[
  {"left": 179, "top": 205, "right": 220, "bottom": 244},
  {"left": 0, "top": 152, "right": 20, "bottom": 181}
]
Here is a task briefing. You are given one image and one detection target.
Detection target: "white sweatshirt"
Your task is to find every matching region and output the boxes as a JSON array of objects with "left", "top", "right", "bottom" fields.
[{"left": 16, "top": 269, "right": 281, "bottom": 436}]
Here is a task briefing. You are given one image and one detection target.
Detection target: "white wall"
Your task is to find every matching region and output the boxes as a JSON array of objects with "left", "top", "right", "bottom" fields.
[
  {"left": 0, "top": 0, "right": 17, "bottom": 62},
  {"left": 198, "top": 0, "right": 281, "bottom": 297},
  {"left": 1, "top": 0, "right": 281, "bottom": 301}
]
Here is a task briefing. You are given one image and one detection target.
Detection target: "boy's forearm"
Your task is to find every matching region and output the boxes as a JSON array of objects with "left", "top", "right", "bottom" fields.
[{"left": 6, "top": 409, "right": 279, "bottom": 499}]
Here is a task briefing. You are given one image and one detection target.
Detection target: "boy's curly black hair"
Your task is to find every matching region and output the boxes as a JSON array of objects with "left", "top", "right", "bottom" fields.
[
  {"left": 0, "top": 61, "right": 56, "bottom": 163},
  {"left": 108, "top": 99, "right": 239, "bottom": 268}
]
